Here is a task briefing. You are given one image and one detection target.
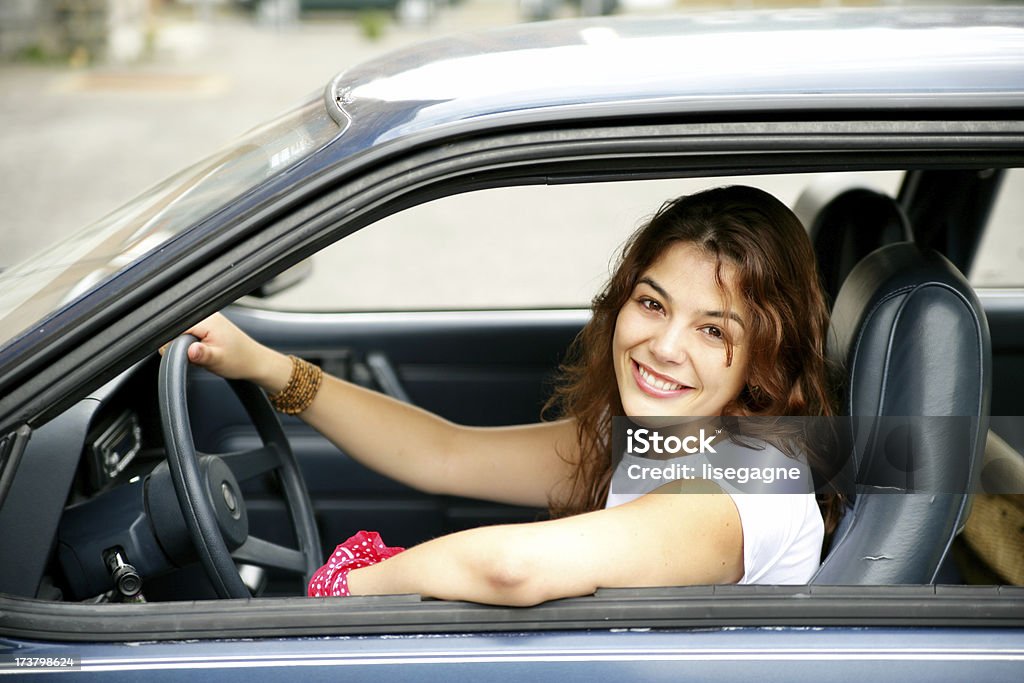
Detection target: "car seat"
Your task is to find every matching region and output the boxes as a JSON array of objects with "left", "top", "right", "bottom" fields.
[{"left": 811, "top": 242, "right": 991, "bottom": 584}]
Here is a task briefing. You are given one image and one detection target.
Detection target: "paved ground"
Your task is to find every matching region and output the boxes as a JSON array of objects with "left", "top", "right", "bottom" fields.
[
  {"left": 0, "top": 2, "right": 525, "bottom": 269},
  {"left": 1, "top": 0, "right": 1020, "bottom": 311}
]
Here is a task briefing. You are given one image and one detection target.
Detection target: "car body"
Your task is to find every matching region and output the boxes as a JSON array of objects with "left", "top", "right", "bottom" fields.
[{"left": 1, "top": 5, "right": 1024, "bottom": 679}]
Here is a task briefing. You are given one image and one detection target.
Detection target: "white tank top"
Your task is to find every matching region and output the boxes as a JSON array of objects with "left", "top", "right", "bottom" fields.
[{"left": 605, "top": 438, "right": 824, "bottom": 584}]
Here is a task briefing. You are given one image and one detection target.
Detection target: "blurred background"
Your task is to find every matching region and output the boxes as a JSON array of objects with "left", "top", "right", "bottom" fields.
[{"left": 1, "top": 0, "right": 1021, "bottom": 306}]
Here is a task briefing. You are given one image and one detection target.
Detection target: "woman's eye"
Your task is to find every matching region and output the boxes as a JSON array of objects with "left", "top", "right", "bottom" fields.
[
  {"left": 701, "top": 325, "right": 724, "bottom": 340},
  {"left": 638, "top": 297, "right": 663, "bottom": 313}
]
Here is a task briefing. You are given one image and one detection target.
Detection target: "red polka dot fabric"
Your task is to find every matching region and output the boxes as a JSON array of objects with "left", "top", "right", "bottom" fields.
[{"left": 307, "top": 530, "right": 406, "bottom": 597}]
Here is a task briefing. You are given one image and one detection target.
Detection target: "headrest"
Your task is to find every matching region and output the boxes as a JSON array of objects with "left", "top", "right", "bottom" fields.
[{"left": 803, "top": 188, "right": 912, "bottom": 304}]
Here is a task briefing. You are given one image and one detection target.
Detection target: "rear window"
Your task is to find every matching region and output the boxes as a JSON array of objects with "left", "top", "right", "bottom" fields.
[{"left": 970, "top": 168, "right": 1024, "bottom": 288}]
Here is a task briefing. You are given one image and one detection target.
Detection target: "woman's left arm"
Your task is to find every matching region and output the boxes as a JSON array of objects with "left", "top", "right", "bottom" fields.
[{"left": 346, "top": 484, "right": 744, "bottom": 606}]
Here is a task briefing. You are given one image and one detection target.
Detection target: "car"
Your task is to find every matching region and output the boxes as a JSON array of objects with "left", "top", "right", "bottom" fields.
[
  {"left": 1, "top": 5, "right": 1024, "bottom": 679},
  {"left": 519, "top": 0, "right": 618, "bottom": 23},
  {"left": 238, "top": 0, "right": 446, "bottom": 26}
]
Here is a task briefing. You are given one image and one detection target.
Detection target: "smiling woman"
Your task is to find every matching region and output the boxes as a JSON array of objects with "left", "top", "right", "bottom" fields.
[
  {"left": 550, "top": 187, "right": 838, "bottom": 517},
  {"left": 174, "top": 185, "right": 838, "bottom": 604}
]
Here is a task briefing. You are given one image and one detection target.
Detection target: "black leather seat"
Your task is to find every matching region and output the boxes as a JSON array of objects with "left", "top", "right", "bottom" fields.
[
  {"left": 811, "top": 243, "right": 991, "bottom": 584},
  {"left": 796, "top": 186, "right": 913, "bottom": 305}
]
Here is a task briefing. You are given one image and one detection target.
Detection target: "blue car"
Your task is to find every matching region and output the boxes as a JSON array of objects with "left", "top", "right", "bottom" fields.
[{"left": 1, "top": 6, "right": 1023, "bottom": 679}]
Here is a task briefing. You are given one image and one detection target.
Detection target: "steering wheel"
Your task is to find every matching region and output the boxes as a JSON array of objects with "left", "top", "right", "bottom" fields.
[{"left": 157, "top": 335, "right": 322, "bottom": 598}]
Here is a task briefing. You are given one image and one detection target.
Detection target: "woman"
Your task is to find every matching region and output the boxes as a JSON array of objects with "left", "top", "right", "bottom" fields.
[{"left": 178, "top": 185, "right": 838, "bottom": 605}]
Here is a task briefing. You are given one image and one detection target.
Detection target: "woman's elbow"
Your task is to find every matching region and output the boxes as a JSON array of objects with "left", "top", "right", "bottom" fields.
[
  {"left": 476, "top": 547, "right": 590, "bottom": 607},
  {"left": 476, "top": 548, "right": 534, "bottom": 605}
]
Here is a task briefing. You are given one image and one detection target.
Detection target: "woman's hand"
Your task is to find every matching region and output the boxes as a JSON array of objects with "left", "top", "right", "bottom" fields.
[{"left": 167, "top": 313, "right": 292, "bottom": 393}]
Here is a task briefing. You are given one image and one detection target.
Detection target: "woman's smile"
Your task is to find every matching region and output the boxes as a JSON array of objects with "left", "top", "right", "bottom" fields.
[{"left": 632, "top": 359, "right": 692, "bottom": 397}]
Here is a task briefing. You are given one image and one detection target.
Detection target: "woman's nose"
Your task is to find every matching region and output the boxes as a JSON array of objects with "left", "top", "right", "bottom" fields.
[{"left": 649, "top": 324, "right": 689, "bottom": 366}]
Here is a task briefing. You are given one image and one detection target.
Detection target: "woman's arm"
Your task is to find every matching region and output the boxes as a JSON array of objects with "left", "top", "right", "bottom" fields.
[
  {"left": 346, "top": 482, "right": 744, "bottom": 606},
  {"left": 299, "top": 374, "right": 578, "bottom": 506},
  {"left": 180, "top": 313, "right": 578, "bottom": 508}
]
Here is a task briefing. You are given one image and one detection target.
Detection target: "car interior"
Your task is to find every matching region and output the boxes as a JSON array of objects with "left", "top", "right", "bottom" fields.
[{"left": 0, "top": 167, "right": 1021, "bottom": 606}]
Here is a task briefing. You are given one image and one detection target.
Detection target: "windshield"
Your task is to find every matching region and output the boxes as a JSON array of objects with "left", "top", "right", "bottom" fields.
[{"left": 0, "top": 92, "right": 340, "bottom": 354}]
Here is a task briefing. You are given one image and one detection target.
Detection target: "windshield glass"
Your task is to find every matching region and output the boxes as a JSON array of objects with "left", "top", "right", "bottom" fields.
[{"left": 0, "top": 92, "right": 340, "bottom": 353}]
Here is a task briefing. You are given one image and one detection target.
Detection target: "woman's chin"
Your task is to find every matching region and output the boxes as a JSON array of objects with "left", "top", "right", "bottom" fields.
[{"left": 621, "top": 395, "right": 709, "bottom": 426}]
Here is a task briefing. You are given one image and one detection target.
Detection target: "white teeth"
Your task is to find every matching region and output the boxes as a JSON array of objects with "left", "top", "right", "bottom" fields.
[{"left": 638, "top": 364, "right": 684, "bottom": 391}]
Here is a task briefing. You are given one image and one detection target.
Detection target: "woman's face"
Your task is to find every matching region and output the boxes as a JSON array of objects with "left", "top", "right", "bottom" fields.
[{"left": 613, "top": 241, "right": 751, "bottom": 419}]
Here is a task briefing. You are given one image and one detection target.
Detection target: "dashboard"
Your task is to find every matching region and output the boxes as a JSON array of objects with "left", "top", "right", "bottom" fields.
[{"left": 0, "top": 356, "right": 167, "bottom": 601}]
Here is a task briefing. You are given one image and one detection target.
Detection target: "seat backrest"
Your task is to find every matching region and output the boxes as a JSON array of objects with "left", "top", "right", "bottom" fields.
[
  {"left": 803, "top": 187, "right": 913, "bottom": 305},
  {"left": 811, "top": 242, "right": 991, "bottom": 584}
]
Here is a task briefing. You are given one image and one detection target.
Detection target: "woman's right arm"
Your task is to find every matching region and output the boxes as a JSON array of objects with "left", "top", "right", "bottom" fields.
[{"left": 179, "top": 313, "right": 578, "bottom": 509}]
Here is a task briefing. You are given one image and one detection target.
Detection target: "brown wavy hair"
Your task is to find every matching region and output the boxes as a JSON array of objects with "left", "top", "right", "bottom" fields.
[{"left": 545, "top": 185, "right": 844, "bottom": 533}]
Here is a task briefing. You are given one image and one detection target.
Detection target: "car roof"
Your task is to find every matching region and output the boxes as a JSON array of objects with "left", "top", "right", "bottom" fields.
[{"left": 327, "top": 6, "right": 1024, "bottom": 155}]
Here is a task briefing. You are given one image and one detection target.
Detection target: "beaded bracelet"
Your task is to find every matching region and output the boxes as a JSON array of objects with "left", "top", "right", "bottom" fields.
[{"left": 268, "top": 355, "right": 323, "bottom": 415}]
